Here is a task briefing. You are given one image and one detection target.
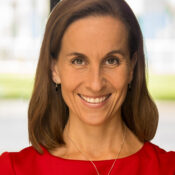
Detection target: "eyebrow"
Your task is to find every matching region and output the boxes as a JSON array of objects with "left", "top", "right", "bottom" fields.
[{"left": 66, "top": 49, "right": 126, "bottom": 58}]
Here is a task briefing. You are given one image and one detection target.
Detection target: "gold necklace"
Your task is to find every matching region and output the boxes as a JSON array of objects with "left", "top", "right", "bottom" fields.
[{"left": 66, "top": 125, "right": 126, "bottom": 175}]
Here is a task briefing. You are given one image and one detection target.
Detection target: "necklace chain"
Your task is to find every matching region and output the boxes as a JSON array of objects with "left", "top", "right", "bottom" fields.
[{"left": 66, "top": 125, "right": 126, "bottom": 175}]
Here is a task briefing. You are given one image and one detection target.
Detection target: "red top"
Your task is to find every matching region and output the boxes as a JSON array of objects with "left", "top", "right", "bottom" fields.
[{"left": 0, "top": 142, "right": 175, "bottom": 175}]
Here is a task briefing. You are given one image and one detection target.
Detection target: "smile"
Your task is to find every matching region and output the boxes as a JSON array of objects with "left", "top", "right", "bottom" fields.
[{"left": 78, "top": 94, "right": 111, "bottom": 104}]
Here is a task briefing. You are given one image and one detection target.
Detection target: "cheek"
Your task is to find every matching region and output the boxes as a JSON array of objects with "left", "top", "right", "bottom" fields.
[
  {"left": 59, "top": 71, "right": 77, "bottom": 109},
  {"left": 59, "top": 68, "right": 82, "bottom": 93},
  {"left": 107, "top": 66, "right": 130, "bottom": 89}
]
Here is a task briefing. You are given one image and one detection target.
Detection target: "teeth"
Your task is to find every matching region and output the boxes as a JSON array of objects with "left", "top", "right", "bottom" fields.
[{"left": 80, "top": 95, "right": 109, "bottom": 104}]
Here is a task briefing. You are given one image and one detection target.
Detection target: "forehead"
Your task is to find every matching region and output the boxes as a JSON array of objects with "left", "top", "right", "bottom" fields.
[{"left": 60, "top": 16, "right": 129, "bottom": 56}]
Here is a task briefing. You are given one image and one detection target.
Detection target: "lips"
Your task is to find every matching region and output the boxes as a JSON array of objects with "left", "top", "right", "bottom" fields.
[{"left": 78, "top": 94, "right": 111, "bottom": 104}]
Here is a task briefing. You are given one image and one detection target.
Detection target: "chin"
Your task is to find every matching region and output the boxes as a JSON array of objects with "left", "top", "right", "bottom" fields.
[{"left": 77, "top": 111, "right": 115, "bottom": 126}]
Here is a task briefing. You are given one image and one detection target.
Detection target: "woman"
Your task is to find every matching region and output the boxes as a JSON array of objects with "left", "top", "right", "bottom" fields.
[{"left": 0, "top": 0, "right": 175, "bottom": 174}]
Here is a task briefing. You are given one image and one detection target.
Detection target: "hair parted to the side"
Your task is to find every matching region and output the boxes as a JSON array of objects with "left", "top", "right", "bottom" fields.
[{"left": 28, "top": 0, "right": 158, "bottom": 154}]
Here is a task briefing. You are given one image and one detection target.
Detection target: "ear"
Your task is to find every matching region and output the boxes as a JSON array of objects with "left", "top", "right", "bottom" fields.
[
  {"left": 51, "top": 60, "right": 61, "bottom": 84},
  {"left": 128, "top": 52, "right": 137, "bottom": 83}
]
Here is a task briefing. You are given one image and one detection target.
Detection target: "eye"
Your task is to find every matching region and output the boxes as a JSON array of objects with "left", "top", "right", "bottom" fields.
[
  {"left": 71, "top": 57, "right": 85, "bottom": 65},
  {"left": 105, "top": 57, "right": 120, "bottom": 65}
]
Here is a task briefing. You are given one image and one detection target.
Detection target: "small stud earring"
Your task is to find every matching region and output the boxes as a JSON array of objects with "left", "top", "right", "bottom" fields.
[
  {"left": 128, "top": 83, "right": 132, "bottom": 90},
  {"left": 55, "top": 83, "right": 59, "bottom": 91}
]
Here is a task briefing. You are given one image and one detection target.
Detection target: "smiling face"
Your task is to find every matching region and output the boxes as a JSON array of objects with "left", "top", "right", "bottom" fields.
[{"left": 52, "top": 16, "right": 135, "bottom": 126}]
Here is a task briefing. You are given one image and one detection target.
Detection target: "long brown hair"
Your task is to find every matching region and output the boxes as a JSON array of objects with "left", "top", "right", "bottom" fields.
[{"left": 28, "top": 0, "right": 158, "bottom": 153}]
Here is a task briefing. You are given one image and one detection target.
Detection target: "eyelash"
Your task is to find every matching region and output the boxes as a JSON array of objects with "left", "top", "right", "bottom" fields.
[
  {"left": 71, "top": 57, "right": 86, "bottom": 65},
  {"left": 71, "top": 56, "right": 120, "bottom": 66},
  {"left": 104, "top": 57, "right": 120, "bottom": 66}
]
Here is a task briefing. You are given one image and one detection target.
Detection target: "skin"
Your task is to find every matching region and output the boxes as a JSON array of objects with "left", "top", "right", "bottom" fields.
[{"left": 51, "top": 16, "right": 143, "bottom": 160}]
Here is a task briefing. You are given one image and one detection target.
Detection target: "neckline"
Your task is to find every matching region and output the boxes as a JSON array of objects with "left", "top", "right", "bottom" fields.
[{"left": 42, "top": 142, "right": 150, "bottom": 162}]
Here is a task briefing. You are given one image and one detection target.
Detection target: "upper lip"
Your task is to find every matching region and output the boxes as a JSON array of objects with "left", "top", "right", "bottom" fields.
[{"left": 78, "top": 94, "right": 111, "bottom": 98}]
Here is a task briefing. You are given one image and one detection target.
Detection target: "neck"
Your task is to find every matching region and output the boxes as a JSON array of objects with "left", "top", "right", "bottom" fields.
[{"left": 63, "top": 113, "right": 126, "bottom": 159}]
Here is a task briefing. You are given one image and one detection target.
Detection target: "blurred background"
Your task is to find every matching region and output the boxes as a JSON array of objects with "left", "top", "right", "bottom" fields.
[{"left": 0, "top": 0, "right": 175, "bottom": 154}]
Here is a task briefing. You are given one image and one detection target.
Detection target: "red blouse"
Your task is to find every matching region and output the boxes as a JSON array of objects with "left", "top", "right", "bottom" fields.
[{"left": 0, "top": 142, "right": 175, "bottom": 175}]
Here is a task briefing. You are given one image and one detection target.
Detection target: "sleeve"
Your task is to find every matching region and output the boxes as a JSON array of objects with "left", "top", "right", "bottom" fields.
[
  {"left": 154, "top": 145, "right": 175, "bottom": 174},
  {"left": 160, "top": 151, "right": 175, "bottom": 174},
  {"left": 0, "top": 152, "right": 15, "bottom": 175}
]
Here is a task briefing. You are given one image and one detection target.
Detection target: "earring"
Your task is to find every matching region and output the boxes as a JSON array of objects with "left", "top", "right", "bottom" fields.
[
  {"left": 128, "top": 83, "right": 132, "bottom": 90},
  {"left": 55, "top": 83, "right": 59, "bottom": 91}
]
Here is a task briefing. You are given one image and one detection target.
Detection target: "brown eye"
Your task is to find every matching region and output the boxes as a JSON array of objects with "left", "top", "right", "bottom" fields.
[{"left": 105, "top": 57, "right": 120, "bottom": 65}]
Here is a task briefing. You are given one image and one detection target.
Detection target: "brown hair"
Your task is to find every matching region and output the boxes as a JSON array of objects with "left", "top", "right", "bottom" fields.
[{"left": 28, "top": 0, "right": 158, "bottom": 153}]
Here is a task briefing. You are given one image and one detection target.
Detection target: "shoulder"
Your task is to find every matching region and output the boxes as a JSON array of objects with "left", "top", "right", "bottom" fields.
[
  {"left": 0, "top": 146, "right": 44, "bottom": 175},
  {"left": 144, "top": 142, "right": 175, "bottom": 159},
  {"left": 0, "top": 146, "right": 40, "bottom": 162},
  {"left": 141, "top": 142, "right": 175, "bottom": 173},
  {"left": 0, "top": 152, "right": 14, "bottom": 175}
]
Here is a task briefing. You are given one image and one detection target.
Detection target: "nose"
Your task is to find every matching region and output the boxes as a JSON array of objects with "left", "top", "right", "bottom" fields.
[{"left": 85, "top": 65, "right": 106, "bottom": 93}]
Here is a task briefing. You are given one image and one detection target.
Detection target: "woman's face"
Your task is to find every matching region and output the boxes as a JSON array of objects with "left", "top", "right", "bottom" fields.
[{"left": 52, "top": 16, "right": 135, "bottom": 126}]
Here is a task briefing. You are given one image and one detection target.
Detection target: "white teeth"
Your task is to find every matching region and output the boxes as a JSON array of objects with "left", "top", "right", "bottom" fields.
[{"left": 80, "top": 95, "right": 109, "bottom": 104}]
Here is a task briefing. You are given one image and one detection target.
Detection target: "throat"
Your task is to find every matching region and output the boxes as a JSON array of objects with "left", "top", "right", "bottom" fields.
[
  {"left": 49, "top": 126, "right": 144, "bottom": 161},
  {"left": 50, "top": 145, "right": 124, "bottom": 161},
  {"left": 62, "top": 124, "right": 127, "bottom": 161}
]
